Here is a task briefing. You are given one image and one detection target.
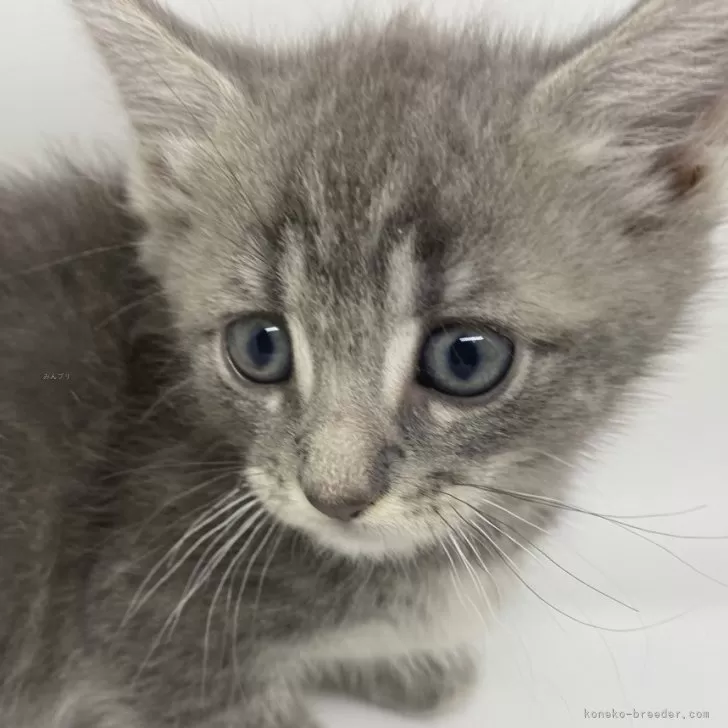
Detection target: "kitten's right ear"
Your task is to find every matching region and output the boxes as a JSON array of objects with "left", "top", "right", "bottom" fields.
[{"left": 71, "top": 0, "right": 250, "bottom": 155}]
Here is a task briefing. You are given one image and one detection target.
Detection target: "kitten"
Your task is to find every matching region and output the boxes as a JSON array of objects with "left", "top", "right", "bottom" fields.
[{"left": 1, "top": 0, "right": 726, "bottom": 726}]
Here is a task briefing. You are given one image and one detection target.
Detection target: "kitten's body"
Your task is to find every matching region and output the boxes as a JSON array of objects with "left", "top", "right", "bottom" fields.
[
  {"left": 1, "top": 1, "right": 727, "bottom": 726},
  {"left": 0, "top": 167, "right": 494, "bottom": 727}
]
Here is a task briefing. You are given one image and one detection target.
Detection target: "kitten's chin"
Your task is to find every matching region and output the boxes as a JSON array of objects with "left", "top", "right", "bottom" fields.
[{"left": 294, "top": 517, "right": 425, "bottom": 561}]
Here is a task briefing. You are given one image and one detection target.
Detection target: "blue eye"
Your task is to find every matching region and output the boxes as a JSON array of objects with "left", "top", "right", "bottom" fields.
[
  {"left": 417, "top": 326, "right": 514, "bottom": 397},
  {"left": 225, "top": 316, "right": 293, "bottom": 384}
]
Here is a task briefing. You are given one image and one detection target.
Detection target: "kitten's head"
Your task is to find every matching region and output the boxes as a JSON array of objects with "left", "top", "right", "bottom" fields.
[{"left": 75, "top": 0, "right": 728, "bottom": 559}]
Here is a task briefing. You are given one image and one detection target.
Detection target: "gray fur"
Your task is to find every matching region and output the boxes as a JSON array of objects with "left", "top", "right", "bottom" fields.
[{"left": 1, "top": 0, "right": 727, "bottom": 725}]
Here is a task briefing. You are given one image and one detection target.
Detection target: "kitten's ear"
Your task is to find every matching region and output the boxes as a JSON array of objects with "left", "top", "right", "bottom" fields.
[
  {"left": 529, "top": 0, "right": 728, "bottom": 211},
  {"left": 72, "top": 0, "right": 245, "bottom": 146}
]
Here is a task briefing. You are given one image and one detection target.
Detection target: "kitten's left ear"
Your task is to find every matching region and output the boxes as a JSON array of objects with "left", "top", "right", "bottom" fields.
[
  {"left": 527, "top": 0, "right": 728, "bottom": 218},
  {"left": 72, "top": 0, "right": 250, "bottom": 156}
]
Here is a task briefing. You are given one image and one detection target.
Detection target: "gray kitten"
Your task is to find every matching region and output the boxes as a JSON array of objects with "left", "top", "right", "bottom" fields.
[{"left": 1, "top": 0, "right": 726, "bottom": 725}]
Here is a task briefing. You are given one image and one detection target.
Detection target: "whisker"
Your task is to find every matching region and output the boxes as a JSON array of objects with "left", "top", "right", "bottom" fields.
[
  {"left": 100, "top": 459, "right": 243, "bottom": 481},
  {"left": 229, "top": 516, "right": 277, "bottom": 697},
  {"left": 169, "top": 491, "right": 254, "bottom": 561},
  {"left": 0, "top": 241, "right": 138, "bottom": 282},
  {"left": 132, "top": 473, "right": 240, "bottom": 543},
  {"left": 447, "top": 503, "right": 663, "bottom": 633},
  {"left": 230, "top": 522, "right": 285, "bottom": 683},
  {"left": 125, "top": 491, "right": 254, "bottom": 624},
  {"left": 251, "top": 525, "right": 284, "bottom": 620},
  {"left": 457, "top": 482, "right": 728, "bottom": 540},
  {"left": 93, "top": 288, "right": 165, "bottom": 331},
  {"left": 443, "top": 507, "right": 569, "bottom": 698},
  {"left": 443, "top": 492, "right": 638, "bottom": 613},
  {"left": 596, "top": 504, "right": 709, "bottom": 521},
  {"left": 177, "top": 498, "right": 261, "bottom": 604},
  {"left": 123, "top": 486, "right": 239, "bottom": 624},
  {"left": 135, "top": 506, "right": 267, "bottom": 687},
  {"left": 451, "top": 484, "right": 553, "bottom": 538},
  {"left": 607, "top": 518, "right": 728, "bottom": 591},
  {"left": 199, "top": 508, "right": 269, "bottom": 697},
  {"left": 435, "top": 512, "right": 484, "bottom": 618},
  {"left": 529, "top": 449, "right": 581, "bottom": 469},
  {"left": 443, "top": 511, "right": 500, "bottom": 621},
  {"left": 435, "top": 531, "right": 470, "bottom": 615},
  {"left": 450, "top": 526, "right": 489, "bottom": 612},
  {"left": 136, "top": 376, "right": 193, "bottom": 424},
  {"left": 496, "top": 517, "right": 639, "bottom": 613},
  {"left": 467, "top": 481, "right": 728, "bottom": 591}
]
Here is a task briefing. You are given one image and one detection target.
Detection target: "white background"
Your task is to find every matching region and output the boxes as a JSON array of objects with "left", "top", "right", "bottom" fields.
[{"left": 1, "top": 1, "right": 726, "bottom": 727}]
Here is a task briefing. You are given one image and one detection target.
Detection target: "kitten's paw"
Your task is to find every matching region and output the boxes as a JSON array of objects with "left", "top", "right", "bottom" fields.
[{"left": 320, "top": 650, "right": 479, "bottom": 716}]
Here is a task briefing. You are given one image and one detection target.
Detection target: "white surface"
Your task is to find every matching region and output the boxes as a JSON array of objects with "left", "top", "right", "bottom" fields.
[{"left": 1, "top": 1, "right": 726, "bottom": 726}]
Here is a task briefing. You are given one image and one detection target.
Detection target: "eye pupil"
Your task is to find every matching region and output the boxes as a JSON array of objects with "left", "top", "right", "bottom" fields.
[
  {"left": 249, "top": 327, "right": 275, "bottom": 367},
  {"left": 449, "top": 336, "right": 481, "bottom": 381}
]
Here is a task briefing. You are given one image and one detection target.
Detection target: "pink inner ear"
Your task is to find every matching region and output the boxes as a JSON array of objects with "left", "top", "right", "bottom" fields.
[
  {"left": 621, "top": 144, "right": 709, "bottom": 239},
  {"left": 658, "top": 146, "right": 706, "bottom": 201}
]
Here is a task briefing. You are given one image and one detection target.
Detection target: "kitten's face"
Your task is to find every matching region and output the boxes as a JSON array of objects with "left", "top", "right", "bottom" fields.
[{"left": 76, "top": 0, "right": 727, "bottom": 559}]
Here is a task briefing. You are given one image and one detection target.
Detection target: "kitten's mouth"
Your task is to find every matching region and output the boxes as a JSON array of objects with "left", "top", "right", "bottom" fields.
[
  {"left": 245, "top": 468, "right": 425, "bottom": 558},
  {"left": 292, "top": 496, "right": 427, "bottom": 559}
]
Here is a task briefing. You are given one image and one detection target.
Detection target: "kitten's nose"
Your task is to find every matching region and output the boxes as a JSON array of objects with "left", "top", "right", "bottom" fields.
[{"left": 304, "top": 493, "right": 371, "bottom": 522}]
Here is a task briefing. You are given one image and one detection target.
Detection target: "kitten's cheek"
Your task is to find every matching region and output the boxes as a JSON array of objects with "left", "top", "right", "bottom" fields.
[
  {"left": 429, "top": 400, "right": 468, "bottom": 427},
  {"left": 264, "top": 392, "right": 283, "bottom": 414},
  {"left": 244, "top": 466, "right": 316, "bottom": 518}
]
